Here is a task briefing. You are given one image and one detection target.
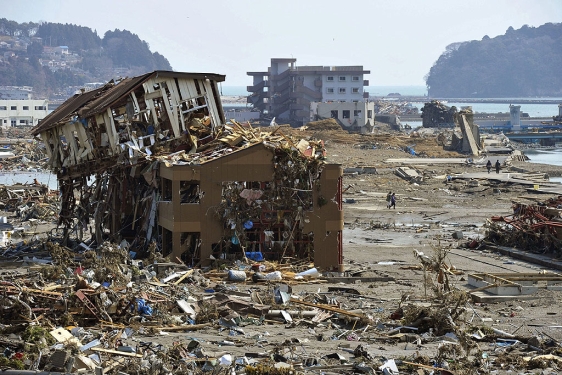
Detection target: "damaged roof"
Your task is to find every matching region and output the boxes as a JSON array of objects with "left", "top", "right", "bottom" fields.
[{"left": 31, "top": 70, "right": 226, "bottom": 136}]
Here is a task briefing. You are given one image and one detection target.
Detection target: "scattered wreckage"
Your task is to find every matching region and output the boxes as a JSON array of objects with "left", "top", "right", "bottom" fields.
[{"left": 486, "top": 196, "right": 562, "bottom": 255}]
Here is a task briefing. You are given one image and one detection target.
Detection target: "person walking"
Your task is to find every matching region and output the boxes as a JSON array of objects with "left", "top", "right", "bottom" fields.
[
  {"left": 385, "top": 191, "right": 391, "bottom": 208},
  {"left": 486, "top": 160, "right": 492, "bottom": 174},
  {"left": 389, "top": 192, "right": 396, "bottom": 209},
  {"left": 495, "top": 160, "right": 501, "bottom": 174}
]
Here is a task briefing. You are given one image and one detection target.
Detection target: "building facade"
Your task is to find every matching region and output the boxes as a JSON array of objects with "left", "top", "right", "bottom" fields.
[
  {"left": 311, "top": 101, "right": 375, "bottom": 133},
  {"left": 248, "top": 58, "right": 370, "bottom": 125},
  {"left": 0, "top": 99, "right": 49, "bottom": 128}
]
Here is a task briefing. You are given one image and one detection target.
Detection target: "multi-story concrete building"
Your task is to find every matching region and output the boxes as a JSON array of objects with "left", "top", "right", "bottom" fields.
[
  {"left": 247, "top": 58, "right": 370, "bottom": 125},
  {"left": 310, "top": 101, "right": 376, "bottom": 133},
  {"left": 0, "top": 99, "right": 49, "bottom": 128}
]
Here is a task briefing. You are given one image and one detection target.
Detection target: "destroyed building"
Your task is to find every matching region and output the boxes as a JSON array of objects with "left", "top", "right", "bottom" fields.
[
  {"left": 420, "top": 100, "right": 456, "bottom": 128},
  {"left": 422, "top": 101, "right": 482, "bottom": 156},
  {"left": 31, "top": 70, "right": 343, "bottom": 271}
]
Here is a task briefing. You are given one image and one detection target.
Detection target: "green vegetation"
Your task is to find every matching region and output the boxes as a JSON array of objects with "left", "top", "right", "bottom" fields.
[
  {"left": 0, "top": 19, "right": 172, "bottom": 98},
  {"left": 425, "top": 23, "right": 562, "bottom": 98}
]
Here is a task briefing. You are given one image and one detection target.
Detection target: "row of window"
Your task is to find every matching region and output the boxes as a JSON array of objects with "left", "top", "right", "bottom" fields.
[
  {"left": 331, "top": 109, "right": 373, "bottom": 119},
  {"left": 0, "top": 106, "right": 46, "bottom": 110},
  {"left": 327, "top": 76, "right": 361, "bottom": 82},
  {"left": 1, "top": 119, "right": 30, "bottom": 125},
  {"left": 326, "top": 87, "right": 361, "bottom": 94}
]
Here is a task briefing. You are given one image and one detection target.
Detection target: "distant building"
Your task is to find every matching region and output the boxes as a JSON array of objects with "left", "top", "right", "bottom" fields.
[
  {"left": 0, "top": 86, "right": 33, "bottom": 100},
  {"left": 247, "top": 58, "right": 370, "bottom": 125},
  {"left": 0, "top": 99, "right": 49, "bottom": 128},
  {"left": 311, "top": 101, "right": 375, "bottom": 133}
]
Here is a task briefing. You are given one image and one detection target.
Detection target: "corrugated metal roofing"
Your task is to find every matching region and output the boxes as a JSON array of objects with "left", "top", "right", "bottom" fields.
[
  {"left": 31, "top": 70, "right": 226, "bottom": 136},
  {"left": 31, "top": 84, "right": 113, "bottom": 135}
]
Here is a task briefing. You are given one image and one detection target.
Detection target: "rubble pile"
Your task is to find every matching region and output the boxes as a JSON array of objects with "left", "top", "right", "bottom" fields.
[
  {"left": 0, "top": 140, "right": 49, "bottom": 172},
  {"left": 486, "top": 197, "right": 562, "bottom": 254},
  {"left": 1, "top": 240, "right": 561, "bottom": 374},
  {"left": 420, "top": 101, "right": 457, "bottom": 128},
  {"left": 374, "top": 101, "right": 419, "bottom": 116}
]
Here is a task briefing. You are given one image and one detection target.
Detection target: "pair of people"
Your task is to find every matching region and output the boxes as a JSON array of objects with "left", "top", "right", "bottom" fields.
[
  {"left": 386, "top": 191, "right": 396, "bottom": 209},
  {"left": 486, "top": 160, "right": 501, "bottom": 174}
]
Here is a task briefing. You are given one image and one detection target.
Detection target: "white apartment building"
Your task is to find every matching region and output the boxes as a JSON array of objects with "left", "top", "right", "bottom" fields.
[
  {"left": 311, "top": 101, "right": 376, "bottom": 133},
  {"left": 0, "top": 99, "right": 49, "bottom": 128},
  {"left": 248, "top": 58, "right": 370, "bottom": 125}
]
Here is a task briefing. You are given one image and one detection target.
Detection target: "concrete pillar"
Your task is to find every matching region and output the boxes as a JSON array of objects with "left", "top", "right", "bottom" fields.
[{"left": 510, "top": 105, "right": 521, "bottom": 132}]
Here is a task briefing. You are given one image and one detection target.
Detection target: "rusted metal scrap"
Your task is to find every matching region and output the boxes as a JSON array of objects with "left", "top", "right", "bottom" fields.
[{"left": 486, "top": 196, "right": 562, "bottom": 253}]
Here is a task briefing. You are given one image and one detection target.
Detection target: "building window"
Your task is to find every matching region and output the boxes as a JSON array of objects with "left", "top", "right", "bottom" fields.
[
  {"left": 327, "top": 76, "right": 334, "bottom": 81},
  {"left": 35, "top": 106, "right": 46, "bottom": 110},
  {"left": 342, "top": 110, "right": 350, "bottom": 119},
  {"left": 19, "top": 120, "right": 27, "bottom": 124},
  {"left": 339, "top": 88, "right": 346, "bottom": 94},
  {"left": 11, "top": 120, "right": 16, "bottom": 127},
  {"left": 354, "top": 110, "right": 362, "bottom": 117},
  {"left": 368, "top": 110, "right": 373, "bottom": 118},
  {"left": 10, "top": 106, "right": 16, "bottom": 110},
  {"left": 326, "top": 88, "right": 334, "bottom": 94},
  {"left": 0, "top": 106, "right": 6, "bottom": 110},
  {"left": 352, "top": 76, "right": 360, "bottom": 81},
  {"left": 330, "top": 110, "right": 338, "bottom": 119},
  {"left": 180, "top": 181, "right": 201, "bottom": 203},
  {"left": 339, "top": 76, "right": 346, "bottom": 81},
  {"left": 352, "top": 88, "right": 360, "bottom": 93},
  {"left": 22, "top": 106, "right": 29, "bottom": 110}
]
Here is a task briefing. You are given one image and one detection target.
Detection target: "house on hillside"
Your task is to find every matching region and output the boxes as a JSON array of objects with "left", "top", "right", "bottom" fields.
[
  {"left": 31, "top": 70, "right": 343, "bottom": 271},
  {"left": 247, "top": 58, "right": 370, "bottom": 125}
]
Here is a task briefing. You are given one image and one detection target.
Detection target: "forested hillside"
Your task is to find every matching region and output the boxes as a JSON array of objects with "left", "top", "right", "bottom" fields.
[
  {"left": 425, "top": 23, "right": 562, "bottom": 98},
  {"left": 0, "top": 19, "right": 172, "bottom": 99}
]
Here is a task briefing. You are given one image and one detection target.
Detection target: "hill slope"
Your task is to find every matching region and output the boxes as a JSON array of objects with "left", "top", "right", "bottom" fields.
[
  {"left": 0, "top": 19, "right": 172, "bottom": 99},
  {"left": 425, "top": 23, "right": 562, "bottom": 98}
]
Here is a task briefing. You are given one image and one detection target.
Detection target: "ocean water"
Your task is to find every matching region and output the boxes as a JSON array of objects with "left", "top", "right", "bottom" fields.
[
  {"left": 221, "top": 85, "right": 560, "bottom": 117},
  {"left": 524, "top": 148, "right": 562, "bottom": 167}
]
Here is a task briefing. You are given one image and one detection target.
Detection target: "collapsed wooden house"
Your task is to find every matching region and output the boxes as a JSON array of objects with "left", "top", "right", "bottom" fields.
[{"left": 31, "top": 71, "right": 343, "bottom": 270}]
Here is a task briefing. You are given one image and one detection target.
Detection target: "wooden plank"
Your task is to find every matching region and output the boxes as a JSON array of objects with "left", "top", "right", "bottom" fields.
[
  {"left": 155, "top": 323, "right": 212, "bottom": 331},
  {"left": 289, "top": 298, "right": 363, "bottom": 318},
  {"left": 160, "top": 80, "right": 179, "bottom": 137},
  {"left": 144, "top": 89, "right": 162, "bottom": 101},
  {"left": 91, "top": 347, "right": 143, "bottom": 358},
  {"left": 173, "top": 269, "right": 194, "bottom": 285},
  {"left": 40, "top": 133, "right": 52, "bottom": 157},
  {"left": 142, "top": 80, "right": 160, "bottom": 127},
  {"left": 74, "top": 121, "right": 92, "bottom": 160},
  {"left": 202, "top": 79, "right": 222, "bottom": 130},
  {"left": 104, "top": 108, "right": 119, "bottom": 154},
  {"left": 165, "top": 78, "right": 185, "bottom": 132}
]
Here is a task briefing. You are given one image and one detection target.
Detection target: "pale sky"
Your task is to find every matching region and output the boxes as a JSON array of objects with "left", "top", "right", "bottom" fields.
[{"left": 2, "top": 0, "right": 561, "bottom": 87}]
